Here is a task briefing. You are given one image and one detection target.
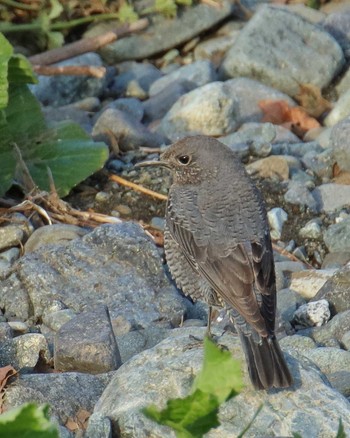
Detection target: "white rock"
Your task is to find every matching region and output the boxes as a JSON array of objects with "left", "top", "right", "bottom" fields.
[{"left": 293, "top": 299, "right": 331, "bottom": 328}]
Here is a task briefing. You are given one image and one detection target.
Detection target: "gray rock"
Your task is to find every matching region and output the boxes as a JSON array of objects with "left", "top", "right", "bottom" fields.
[
  {"left": 299, "top": 219, "right": 322, "bottom": 240},
  {"left": 284, "top": 181, "right": 318, "bottom": 212},
  {"left": 116, "top": 326, "right": 171, "bottom": 364},
  {"left": 161, "top": 78, "right": 295, "bottom": 141},
  {"left": 324, "top": 88, "right": 350, "bottom": 126},
  {"left": 142, "top": 81, "right": 192, "bottom": 123},
  {"left": 0, "top": 248, "right": 20, "bottom": 275},
  {"left": 314, "top": 265, "right": 350, "bottom": 313},
  {"left": 312, "top": 183, "right": 350, "bottom": 213},
  {"left": 30, "top": 53, "right": 106, "bottom": 107},
  {"left": 43, "top": 105, "right": 93, "bottom": 133},
  {"left": 220, "top": 5, "right": 344, "bottom": 96},
  {"left": 94, "top": 327, "right": 350, "bottom": 437},
  {"left": 322, "top": 251, "right": 350, "bottom": 269},
  {"left": 293, "top": 300, "right": 331, "bottom": 328},
  {"left": 42, "top": 309, "right": 76, "bottom": 332},
  {"left": 101, "top": 97, "right": 144, "bottom": 122},
  {"left": 85, "top": 412, "right": 112, "bottom": 438},
  {"left": 0, "top": 225, "right": 24, "bottom": 251},
  {"left": 324, "top": 217, "right": 350, "bottom": 252},
  {"left": 336, "top": 65, "right": 350, "bottom": 97},
  {"left": 274, "top": 260, "right": 307, "bottom": 291},
  {"left": 223, "top": 78, "right": 296, "bottom": 125},
  {"left": 329, "top": 116, "right": 350, "bottom": 172},
  {"left": 160, "top": 81, "right": 239, "bottom": 140},
  {"left": 304, "top": 310, "right": 350, "bottom": 346},
  {"left": 272, "top": 140, "right": 323, "bottom": 157},
  {"left": 303, "top": 347, "right": 350, "bottom": 397},
  {"left": 322, "top": 10, "right": 350, "bottom": 59},
  {"left": 0, "top": 333, "right": 50, "bottom": 370},
  {"left": 92, "top": 108, "right": 165, "bottom": 152},
  {"left": 301, "top": 148, "right": 334, "bottom": 180},
  {"left": 149, "top": 60, "right": 217, "bottom": 96},
  {"left": 110, "top": 62, "right": 162, "bottom": 99},
  {"left": 3, "top": 372, "right": 112, "bottom": 425},
  {"left": 279, "top": 334, "right": 317, "bottom": 355},
  {"left": 290, "top": 169, "right": 315, "bottom": 188},
  {"left": 342, "top": 331, "right": 350, "bottom": 350},
  {"left": 0, "top": 223, "right": 187, "bottom": 328},
  {"left": 267, "top": 207, "right": 288, "bottom": 240},
  {"left": 220, "top": 122, "right": 277, "bottom": 159},
  {"left": 7, "top": 321, "right": 28, "bottom": 333},
  {"left": 289, "top": 269, "right": 335, "bottom": 300},
  {"left": 277, "top": 288, "right": 306, "bottom": 324},
  {"left": 194, "top": 31, "right": 240, "bottom": 64},
  {"left": 246, "top": 156, "right": 290, "bottom": 181},
  {"left": 0, "top": 323, "right": 14, "bottom": 341},
  {"left": 97, "top": 1, "right": 235, "bottom": 63},
  {"left": 54, "top": 306, "right": 121, "bottom": 373},
  {"left": 24, "top": 224, "right": 88, "bottom": 253}
]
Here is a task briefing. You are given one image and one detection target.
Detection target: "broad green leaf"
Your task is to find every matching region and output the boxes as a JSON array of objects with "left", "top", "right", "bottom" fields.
[
  {"left": 193, "top": 337, "right": 243, "bottom": 403},
  {"left": 25, "top": 121, "right": 109, "bottom": 196},
  {"left": 0, "top": 403, "right": 59, "bottom": 437},
  {"left": 8, "top": 54, "right": 37, "bottom": 85},
  {"left": 0, "top": 33, "right": 13, "bottom": 109},
  {"left": 0, "top": 110, "right": 16, "bottom": 194},
  {"left": 143, "top": 389, "right": 219, "bottom": 438},
  {"left": 0, "top": 84, "right": 108, "bottom": 197}
]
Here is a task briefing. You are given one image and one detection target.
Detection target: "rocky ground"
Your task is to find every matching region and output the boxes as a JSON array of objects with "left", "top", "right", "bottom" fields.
[{"left": 1, "top": 0, "right": 350, "bottom": 436}]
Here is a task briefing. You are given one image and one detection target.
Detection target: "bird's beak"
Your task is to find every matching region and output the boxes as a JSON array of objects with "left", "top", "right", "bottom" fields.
[{"left": 135, "top": 160, "right": 170, "bottom": 169}]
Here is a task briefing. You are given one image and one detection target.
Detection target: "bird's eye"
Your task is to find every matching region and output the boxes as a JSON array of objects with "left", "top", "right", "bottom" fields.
[{"left": 177, "top": 155, "right": 191, "bottom": 165}]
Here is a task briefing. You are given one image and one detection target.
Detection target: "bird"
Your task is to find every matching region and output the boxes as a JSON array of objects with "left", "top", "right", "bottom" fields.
[{"left": 137, "top": 135, "right": 293, "bottom": 390}]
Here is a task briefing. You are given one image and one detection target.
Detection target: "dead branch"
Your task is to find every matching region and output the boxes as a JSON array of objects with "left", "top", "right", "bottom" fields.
[
  {"left": 32, "top": 65, "right": 106, "bottom": 78},
  {"left": 109, "top": 174, "right": 168, "bottom": 201},
  {"left": 272, "top": 242, "right": 313, "bottom": 269},
  {"left": 28, "top": 18, "right": 148, "bottom": 66}
]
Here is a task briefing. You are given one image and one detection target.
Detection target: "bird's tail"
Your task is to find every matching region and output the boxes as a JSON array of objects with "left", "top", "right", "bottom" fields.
[{"left": 239, "top": 331, "right": 293, "bottom": 390}]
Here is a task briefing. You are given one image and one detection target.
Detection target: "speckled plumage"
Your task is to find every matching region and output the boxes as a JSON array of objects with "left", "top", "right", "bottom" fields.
[{"left": 142, "top": 135, "right": 292, "bottom": 390}]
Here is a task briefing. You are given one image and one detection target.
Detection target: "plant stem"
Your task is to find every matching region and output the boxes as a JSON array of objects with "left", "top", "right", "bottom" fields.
[
  {"left": 0, "top": 0, "right": 39, "bottom": 11},
  {"left": 0, "top": 13, "right": 121, "bottom": 33}
]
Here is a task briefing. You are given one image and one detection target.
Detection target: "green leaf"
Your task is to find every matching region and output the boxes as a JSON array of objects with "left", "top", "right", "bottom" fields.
[
  {"left": 0, "top": 403, "right": 59, "bottom": 437},
  {"left": 336, "top": 418, "right": 346, "bottom": 438},
  {"left": 154, "top": 0, "right": 177, "bottom": 18},
  {"left": 8, "top": 54, "right": 37, "bottom": 85},
  {"left": 0, "top": 33, "right": 14, "bottom": 109},
  {"left": 175, "top": 0, "right": 192, "bottom": 5},
  {"left": 118, "top": 3, "right": 139, "bottom": 23},
  {"left": 143, "top": 389, "right": 220, "bottom": 438},
  {"left": 0, "top": 84, "right": 109, "bottom": 197},
  {"left": 193, "top": 337, "right": 243, "bottom": 404},
  {"left": 46, "top": 31, "right": 65, "bottom": 49}
]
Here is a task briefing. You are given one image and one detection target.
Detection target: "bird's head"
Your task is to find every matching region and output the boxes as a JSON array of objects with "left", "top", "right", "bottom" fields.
[{"left": 136, "top": 135, "right": 232, "bottom": 185}]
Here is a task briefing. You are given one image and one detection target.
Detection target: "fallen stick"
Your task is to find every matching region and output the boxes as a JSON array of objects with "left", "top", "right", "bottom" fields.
[
  {"left": 28, "top": 18, "right": 148, "bottom": 66},
  {"left": 272, "top": 242, "right": 313, "bottom": 269},
  {"left": 109, "top": 174, "right": 168, "bottom": 201},
  {"left": 32, "top": 65, "right": 106, "bottom": 77}
]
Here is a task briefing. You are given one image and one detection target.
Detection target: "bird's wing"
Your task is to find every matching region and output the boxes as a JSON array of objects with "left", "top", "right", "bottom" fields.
[{"left": 168, "top": 217, "right": 276, "bottom": 336}]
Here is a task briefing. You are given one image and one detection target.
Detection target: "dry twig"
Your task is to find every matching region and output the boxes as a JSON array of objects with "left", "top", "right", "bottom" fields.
[
  {"left": 109, "top": 174, "right": 168, "bottom": 201},
  {"left": 28, "top": 18, "right": 148, "bottom": 66},
  {"left": 272, "top": 243, "right": 313, "bottom": 269},
  {"left": 32, "top": 65, "right": 106, "bottom": 78}
]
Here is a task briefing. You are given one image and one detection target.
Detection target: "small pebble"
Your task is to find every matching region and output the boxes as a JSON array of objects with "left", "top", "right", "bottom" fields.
[
  {"left": 299, "top": 220, "right": 322, "bottom": 239},
  {"left": 7, "top": 321, "right": 29, "bottom": 333}
]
